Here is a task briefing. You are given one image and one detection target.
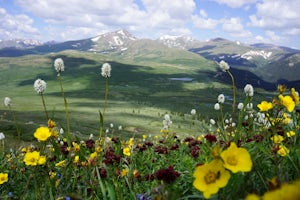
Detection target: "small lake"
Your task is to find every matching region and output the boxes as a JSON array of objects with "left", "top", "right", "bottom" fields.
[{"left": 169, "top": 77, "right": 193, "bottom": 82}]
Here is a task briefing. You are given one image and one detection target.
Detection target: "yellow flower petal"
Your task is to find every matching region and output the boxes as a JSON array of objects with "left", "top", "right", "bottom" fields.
[{"left": 221, "top": 142, "right": 253, "bottom": 173}]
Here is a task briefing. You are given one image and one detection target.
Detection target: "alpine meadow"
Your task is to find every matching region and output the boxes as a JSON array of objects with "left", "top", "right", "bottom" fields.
[{"left": 0, "top": 30, "right": 299, "bottom": 199}]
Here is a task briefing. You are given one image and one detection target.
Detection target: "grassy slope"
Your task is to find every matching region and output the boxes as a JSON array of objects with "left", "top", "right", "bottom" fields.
[{"left": 0, "top": 50, "right": 269, "bottom": 146}]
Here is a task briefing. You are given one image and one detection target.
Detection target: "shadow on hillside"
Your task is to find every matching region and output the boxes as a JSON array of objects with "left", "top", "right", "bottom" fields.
[
  {"left": 18, "top": 55, "right": 98, "bottom": 86},
  {"left": 213, "top": 67, "right": 300, "bottom": 90}
]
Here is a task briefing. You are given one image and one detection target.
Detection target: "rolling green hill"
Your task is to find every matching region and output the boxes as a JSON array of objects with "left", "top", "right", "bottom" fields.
[{"left": 1, "top": 49, "right": 238, "bottom": 144}]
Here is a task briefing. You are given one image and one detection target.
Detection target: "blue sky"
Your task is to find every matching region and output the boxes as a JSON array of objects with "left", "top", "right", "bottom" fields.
[{"left": 0, "top": 0, "right": 300, "bottom": 49}]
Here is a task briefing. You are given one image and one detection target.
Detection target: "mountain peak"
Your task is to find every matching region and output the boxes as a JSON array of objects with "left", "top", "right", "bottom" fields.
[
  {"left": 0, "top": 38, "right": 42, "bottom": 49},
  {"left": 157, "top": 35, "right": 201, "bottom": 49},
  {"left": 210, "top": 37, "right": 227, "bottom": 42},
  {"left": 91, "top": 29, "right": 136, "bottom": 43},
  {"left": 89, "top": 29, "right": 137, "bottom": 53}
]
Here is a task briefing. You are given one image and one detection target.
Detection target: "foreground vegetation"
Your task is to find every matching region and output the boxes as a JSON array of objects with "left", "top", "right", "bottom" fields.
[{"left": 0, "top": 56, "right": 299, "bottom": 199}]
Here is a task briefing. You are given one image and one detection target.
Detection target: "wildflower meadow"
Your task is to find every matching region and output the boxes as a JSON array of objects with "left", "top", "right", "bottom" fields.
[{"left": 0, "top": 58, "right": 299, "bottom": 200}]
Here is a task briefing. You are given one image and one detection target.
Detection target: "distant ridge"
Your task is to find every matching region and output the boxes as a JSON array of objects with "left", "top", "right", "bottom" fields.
[{"left": 0, "top": 29, "right": 300, "bottom": 89}]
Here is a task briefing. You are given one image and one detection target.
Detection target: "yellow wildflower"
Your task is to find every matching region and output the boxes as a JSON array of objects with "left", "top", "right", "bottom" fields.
[
  {"left": 132, "top": 169, "right": 140, "bottom": 178},
  {"left": 277, "top": 145, "right": 290, "bottom": 157},
  {"left": 121, "top": 169, "right": 128, "bottom": 177},
  {"left": 270, "top": 135, "right": 284, "bottom": 144},
  {"left": 286, "top": 130, "right": 296, "bottom": 137},
  {"left": 278, "top": 95, "right": 295, "bottom": 112},
  {"left": 220, "top": 142, "right": 252, "bottom": 173},
  {"left": 262, "top": 179, "right": 300, "bottom": 200},
  {"left": 38, "top": 155, "right": 46, "bottom": 165},
  {"left": 123, "top": 147, "right": 131, "bottom": 156},
  {"left": 34, "top": 127, "right": 51, "bottom": 141},
  {"left": 55, "top": 160, "right": 66, "bottom": 168},
  {"left": 257, "top": 101, "right": 273, "bottom": 112},
  {"left": 245, "top": 194, "right": 260, "bottom": 200},
  {"left": 72, "top": 142, "right": 80, "bottom": 152},
  {"left": 21, "top": 147, "right": 27, "bottom": 153},
  {"left": 47, "top": 119, "right": 56, "bottom": 128},
  {"left": 73, "top": 155, "right": 79, "bottom": 164},
  {"left": 0, "top": 173, "right": 8, "bottom": 185},
  {"left": 290, "top": 88, "right": 299, "bottom": 104},
  {"left": 49, "top": 171, "right": 57, "bottom": 179},
  {"left": 277, "top": 84, "right": 286, "bottom": 94},
  {"left": 128, "top": 138, "right": 134, "bottom": 147},
  {"left": 211, "top": 146, "right": 222, "bottom": 158},
  {"left": 95, "top": 147, "right": 102, "bottom": 153},
  {"left": 51, "top": 129, "right": 58, "bottom": 138},
  {"left": 89, "top": 152, "right": 98, "bottom": 160},
  {"left": 193, "top": 159, "right": 231, "bottom": 199},
  {"left": 23, "top": 151, "right": 43, "bottom": 166}
]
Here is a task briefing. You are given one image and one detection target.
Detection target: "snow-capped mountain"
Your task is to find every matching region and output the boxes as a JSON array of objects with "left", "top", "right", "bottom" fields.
[
  {"left": 0, "top": 39, "right": 42, "bottom": 49},
  {"left": 89, "top": 29, "right": 137, "bottom": 53},
  {"left": 157, "top": 35, "right": 202, "bottom": 49},
  {"left": 241, "top": 50, "right": 273, "bottom": 60}
]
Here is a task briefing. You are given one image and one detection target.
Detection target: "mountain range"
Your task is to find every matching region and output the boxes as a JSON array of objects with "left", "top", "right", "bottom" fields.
[{"left": 1, "top": 29, "right": 300, "bottom": 90}]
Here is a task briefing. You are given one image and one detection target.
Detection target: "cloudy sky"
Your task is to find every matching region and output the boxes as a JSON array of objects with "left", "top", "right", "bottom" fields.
[{"left": 1, "top": 0, "right": 300, "bottom": 49}]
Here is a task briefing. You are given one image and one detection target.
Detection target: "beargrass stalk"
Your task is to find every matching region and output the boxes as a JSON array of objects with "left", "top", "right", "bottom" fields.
[
  {"left": 54, "top": 58, "right": 71, "bottom": 146},
  {"left": 4, "top": 97, "right": 21, "bottom": 144},
  {"left": 99, "top": 63, "right": 111, "bottom": 139},
  {"left": 34, "top": 78, "right": 49, "bottom": 120}
]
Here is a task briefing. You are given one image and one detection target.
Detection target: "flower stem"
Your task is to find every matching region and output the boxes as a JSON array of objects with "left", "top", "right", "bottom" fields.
[
  {"left": 58, "top": 75, "right": 71, "bottom": 146},
  {"left": 227, "top": 71, "right": 236, "bottom": 127},
  {"left": 40, "top": 93, "right": 49, "bottom": 121},
  {"left": 100, "top": 78, "right": 109, "bottom": 139},
  {"left": 103, "top": 78, "right": 109, "bottom": 119},
  {"left": 9, "top": 105, "right": 21, "bottom": 145}
]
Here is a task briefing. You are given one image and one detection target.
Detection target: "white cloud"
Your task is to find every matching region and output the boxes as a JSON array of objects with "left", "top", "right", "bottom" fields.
[
  {"left": 265, "top": 30, "right": 282, "bottom": 42},
  {"left": 199, "top": 9, "right": 207, "bottom": 18},
  {"left": 14, "top": 0, "right": 196, "bottom": 41},
  {"left": 0, "top": 8, "right": 39, "bottom": 39},
  {"left": 210, "top": 0, "right": 257, "bottom": 8},
  {"left": 283, "top": 28, "right": 300, "bottom": 36},
  {"left": 249, "top": 0, "right": 300, "bottom": 29},
  {"left": 192, "top": 16, "right": 219, "bottom": 29},
  {"left": 222, "top": 17, "right": 252, "bottom": 38}
]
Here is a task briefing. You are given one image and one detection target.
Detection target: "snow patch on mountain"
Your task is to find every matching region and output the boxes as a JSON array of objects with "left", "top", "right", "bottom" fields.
[
  {"left": 157, "top": 35, "right": 198, "bottom": 49},
  {"left": 89, "top": 29, "right": 136, "bottom": 52},
  {"left": 241, "top": 50, "right": 272, "bottom": 60}
]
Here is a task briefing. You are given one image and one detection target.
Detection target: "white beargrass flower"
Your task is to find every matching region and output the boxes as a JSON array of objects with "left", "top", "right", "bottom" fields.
[
  {"left": 244, "top": 84, "right": 254, "bottom": 97},
  {"left": 0, "top": 132, "right": 5, "bottom": 140},
  {"left": 246, "top": 103, "right": 253, "bottom": 110},
  {"left": 214, "top": 103, "right": 220, "bottom": 110},
  {"left": 210, "top": 119, "right": 216, "bottom": 125},
  {"left": 219, "top": 60, "right": 230, "bottom": 72},
  {"left": 4, "top": 97, "right": 11, "bottom": 107},
  {"left": 89, "top": 134, "right": 94, "bottom": 139},
  {"left": 218, "top": 94, "right": 225, "bottom": 104},
  {"left": 101, "top": 63, "right": 111, "bottom": 78},
  {"left": 34, "top": 78, "right": 47, "bottom": 94},
  {"left": 163, "top": 114, "right": 172, "bottom": 129},
  {"left": 191, "top": 109, "right": 196, "bottom": 115},
  {"left": 237, "top": 102, "right": 244, "bottom": 110},
  {"left": 110, "top": 123, "right": 114, "bottom": 128},
  {"left": 118, "top": 125, "right": 122, "bottom": 130},
  {"left": 54, "top": 58, "right": 65, "bottom": 74}
]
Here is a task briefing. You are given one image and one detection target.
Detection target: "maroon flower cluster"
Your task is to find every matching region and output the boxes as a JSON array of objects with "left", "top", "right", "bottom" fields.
[
  {"left": 103, "top": 147, "right": 121, "bottom": 166},
  {"left": 85, "top": 139, "right": 95, "bottom": 149},
  {"left": 153, "top": 165, "right": 180, "bottom": 184},
  {"left": 183, "top": 137, "right": 201, "bottom": 158},
  {"left": 204, "top": 134, "right": 217, "bottom": 143}
]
